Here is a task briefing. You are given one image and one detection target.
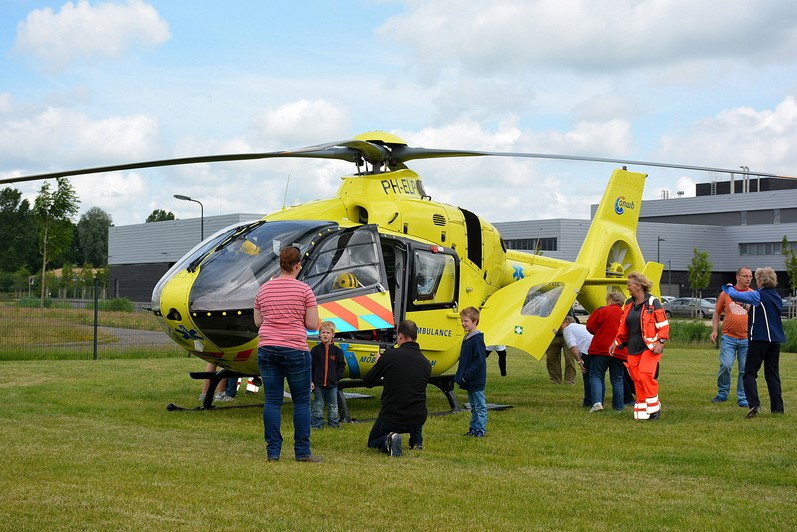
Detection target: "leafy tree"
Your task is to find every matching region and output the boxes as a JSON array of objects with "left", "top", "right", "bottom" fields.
[
  {"left": 688, "top": 248, "right": 713, "bottom": 316},
  {"left": 80, "top": 263, "right": 96, "bottom": 299},
  {"left": 0, "top": 187, "right": 38, "bottom": 272},
  {"left": 96, "top": 264, "right": 110, "bottom": 299},
  {"left": 33, "top": 178, "right": 80, "bottom": 302},
  {"left": 146, "top": 209, "right": 175, "bottom": 222},
  {"left": 60, "top": 262, "right": 75, "bottom": 298},
  {"left": 77, "top": 207, "right": 113, "bottom": 266}
]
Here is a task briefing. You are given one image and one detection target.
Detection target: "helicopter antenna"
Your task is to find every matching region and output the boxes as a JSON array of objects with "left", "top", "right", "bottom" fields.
[{"left": 282, "top": 174, "right": 291, "bottom": 210}]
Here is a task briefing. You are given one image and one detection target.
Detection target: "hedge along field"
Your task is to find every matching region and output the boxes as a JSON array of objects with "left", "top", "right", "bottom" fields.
[
  {"left": 2, "top": 345, "right": 795, "bottom": 531},
  {"left": 0, "top": 298, "right": 186, "bottom": 360}
]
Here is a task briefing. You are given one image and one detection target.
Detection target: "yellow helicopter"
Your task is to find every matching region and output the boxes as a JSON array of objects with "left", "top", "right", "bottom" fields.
[{"left": 4, "top": 131, "right": 777, "bottom": 411}]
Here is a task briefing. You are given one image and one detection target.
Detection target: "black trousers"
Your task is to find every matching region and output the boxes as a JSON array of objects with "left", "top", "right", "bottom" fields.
[
  {"left": 743, "top": 340, "right": 784, "bottom": 412},
  {"left": 367, "top": 416, "right": 425, "bottom": 452}
]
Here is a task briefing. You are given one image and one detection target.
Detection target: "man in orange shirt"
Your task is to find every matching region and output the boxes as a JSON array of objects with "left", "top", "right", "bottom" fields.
[{"left": 709, "top": 267, "right": 753, "bottom": 408}]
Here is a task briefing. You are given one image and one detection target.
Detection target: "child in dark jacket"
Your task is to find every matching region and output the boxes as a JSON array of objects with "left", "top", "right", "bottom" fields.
[
  {"left": 310, "top": 321, "right": 347, "bottom": 428},
  {"left": 454, "top": 306, "right": 488, "bottom": 437}
]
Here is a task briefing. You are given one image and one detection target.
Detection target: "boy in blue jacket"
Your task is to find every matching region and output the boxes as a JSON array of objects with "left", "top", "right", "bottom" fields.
[
  {"left": 455, "top": 306, "right": 488, "bottom": 437},
  {"left": 310, "top": 321, "right": 347, "bottom": 428}
]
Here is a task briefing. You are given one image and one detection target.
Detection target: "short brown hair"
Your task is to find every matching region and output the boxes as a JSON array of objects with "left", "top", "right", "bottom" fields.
[
  {"left": 319, "top": 321, "right": 335, "bottom": 333},
  {"left": 460, "top": 306, "right": 480, "bottom": 323},
  {"left": 279, "top": 246, "right": 301, "bottom": 272},
  {"left": 397, "top": 320, "right": 418, "bottom": 341}
]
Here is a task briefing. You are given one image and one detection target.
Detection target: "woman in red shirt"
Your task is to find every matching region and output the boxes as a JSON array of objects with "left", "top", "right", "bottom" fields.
[{"left": 586, "top": 291, "right": 627, "bottom": 413}]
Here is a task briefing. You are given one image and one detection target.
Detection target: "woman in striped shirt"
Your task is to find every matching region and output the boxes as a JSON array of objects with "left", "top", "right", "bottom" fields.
[{"left": 254, "top": 246, "right": 321, "bottom": 462}]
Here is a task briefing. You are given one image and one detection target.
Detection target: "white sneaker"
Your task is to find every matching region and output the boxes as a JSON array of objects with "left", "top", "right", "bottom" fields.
[
  {"left": 214, "top": 392, "right": 235, "bottom": 402},
  {"left": 387, "top": 432, "right": 403, "bottom": 457},
  {"left": 589, "top": 402, "right": 604, "bottom": 413}
]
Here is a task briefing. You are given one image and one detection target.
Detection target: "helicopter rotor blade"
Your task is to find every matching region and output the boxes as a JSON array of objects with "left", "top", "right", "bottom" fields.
[
  {"left": 0, "top": 147, "right": 365, "bottom": 186},
  {"left": 0, "top": 139, "right": 395, "bottom": 186},
  {"left": 2, "top": 136, "right": 795, "bottom": 185},
  {"left": 289, "top": 139, "right": 390, "bottom": 164},
  {"left": 389, "top": 146, "right": 797, "bottom": 180}
]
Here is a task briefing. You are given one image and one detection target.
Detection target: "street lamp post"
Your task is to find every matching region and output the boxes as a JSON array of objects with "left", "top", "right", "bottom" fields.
[
  {"left": 174, "top": 194, "right": 204, "bottom": 241},
  {"left": 668, "top": 259, "right": 672, "bottom": 290},
  {"left": 657, "top": 236, "right": 665, "bottom": 264},
  {"left": 657, "top": 236, "right": 666, "bottom": 295}
]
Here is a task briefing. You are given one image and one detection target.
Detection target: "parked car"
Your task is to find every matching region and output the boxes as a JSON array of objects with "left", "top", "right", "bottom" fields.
[
  {"left": 782, "top": 297, "right": 796, "bottom": 318},
  {"left": 572, "top": 300, "right": 589, "bottom": 316},
  {"left": 661, "top": 295, "right": 676, "bottom": 305},
  {"left": 662, "top": 297, "right": 715, "bottom": 319},
  {"left": 704, "top": 297, "right": 717, "bottom": 306}
]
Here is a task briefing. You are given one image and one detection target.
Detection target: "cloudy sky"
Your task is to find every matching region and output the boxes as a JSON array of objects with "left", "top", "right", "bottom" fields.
[{"left": 2, "top": 0, "right": 797, "bottom": 227}]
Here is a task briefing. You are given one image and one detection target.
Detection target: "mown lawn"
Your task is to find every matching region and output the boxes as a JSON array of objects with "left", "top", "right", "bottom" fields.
[{"left": 2, "top": 346, "right": 795, "bottom": 531}]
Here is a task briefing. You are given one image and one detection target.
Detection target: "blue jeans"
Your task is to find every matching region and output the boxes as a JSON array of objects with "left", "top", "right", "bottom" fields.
[
  {"left": 257, "top": 346, "right": 312, "bottom": 460},
  {"left": 311, "top": 386, "right": 340, "bottom": 428},
  {"left": 718, "top": 335, "right": 748, "bottom": 403},
  {"left": 225, "top": 375, "right": 238, "bottom": 397},
  {"left": 467, "top": 390, "right": 487, "bottom": 434},
  {"left": 589, "top": 355, "right": 625, "bottom": 411}
]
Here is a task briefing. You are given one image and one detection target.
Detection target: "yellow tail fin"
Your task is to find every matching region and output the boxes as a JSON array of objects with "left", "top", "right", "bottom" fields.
[{"left": 576, "top": 168, "right": 662, "bottom": 310}]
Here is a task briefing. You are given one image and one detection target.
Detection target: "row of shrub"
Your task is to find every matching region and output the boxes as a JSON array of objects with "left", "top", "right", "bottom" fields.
[
  {"left": 668, "top": 318, "right": 797, "bottom": 352},
  {"left": 16, "top": 297, "right": 134, "bottom": 312}
]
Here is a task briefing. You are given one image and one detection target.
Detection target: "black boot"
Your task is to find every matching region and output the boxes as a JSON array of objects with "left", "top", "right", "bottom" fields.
[{"left": 497, "top": 350, "right": 507, "bottom": 377}]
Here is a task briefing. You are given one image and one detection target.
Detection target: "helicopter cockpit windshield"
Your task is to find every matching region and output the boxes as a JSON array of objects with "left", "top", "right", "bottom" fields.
[{"left": 189, "top": 220, "right": 336, "bottom": 311}]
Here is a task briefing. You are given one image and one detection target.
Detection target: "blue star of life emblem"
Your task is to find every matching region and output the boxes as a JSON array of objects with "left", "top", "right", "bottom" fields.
[
  {"left": 176, "top": 325, "right": 203, "bottom": 340},
  {"left": 513, "top": 265, "right": 525, "bottom": 280}
]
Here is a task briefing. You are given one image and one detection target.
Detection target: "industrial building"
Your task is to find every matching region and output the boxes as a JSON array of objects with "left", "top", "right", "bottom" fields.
[{"left": 108, "top": 179, "right": 797, "bottom": 302}]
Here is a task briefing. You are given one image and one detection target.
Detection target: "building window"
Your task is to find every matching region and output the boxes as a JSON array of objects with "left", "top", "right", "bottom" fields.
[
  {"left": 739, "top": 241, "right": 797, "bottom": 256},
  {"left": 504, "top": 238, "right": 557, "bottom": 252}
]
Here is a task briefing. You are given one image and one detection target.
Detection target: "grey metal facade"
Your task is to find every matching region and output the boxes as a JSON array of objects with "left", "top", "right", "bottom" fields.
[
  {"left": 108, "top": 213, "right": 265, "bottom": 301},
  {"left": 496, "top": 187, "right": 797, "bottom": 297},
  {"left": 108, "top": 186, "right": 797, "bottom": 301}
]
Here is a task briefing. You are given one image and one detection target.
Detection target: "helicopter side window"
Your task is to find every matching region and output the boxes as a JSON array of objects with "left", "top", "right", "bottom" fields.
[
  {"left": 412, "top": 251, "right": 456, "bottom": 306},
  {"left": 521, "top": 283, "right": 564, "bottom": 318},
  {"left": 302, "top": 229, "right": 384, "bottom": 299}
]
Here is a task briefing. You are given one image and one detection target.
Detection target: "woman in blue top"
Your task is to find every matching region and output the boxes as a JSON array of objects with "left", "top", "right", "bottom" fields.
[{"left": 722, "top": 266, "right": 785, "bottom": 418}]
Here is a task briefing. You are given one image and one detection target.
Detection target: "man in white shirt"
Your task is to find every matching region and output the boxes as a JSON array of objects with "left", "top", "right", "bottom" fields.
[{"left": 561, "top": 316, "right": 594, "bottom": 408}]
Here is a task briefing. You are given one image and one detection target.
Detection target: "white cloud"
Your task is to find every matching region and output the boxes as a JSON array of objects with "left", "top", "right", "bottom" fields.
[
  {"left": 73, "top": 171, "right": 149, "bottom": 219},
  {"left": 380, "top": 1, "right": 797, "bottom": 78},
  {"left": 249, "top": 100, "right": 351, "bottom": 147},
  {"left": 0, "top": 93, "right": 12, "bottom": 114},
  {"left": 14, "top": 0, "right": 170, "bottom": 71},
  {"left": 0, "top": 107, "right": 161, "bottom": 168},
  {"left": 656, "top": 95, "right": 797, "bottom": 175}
]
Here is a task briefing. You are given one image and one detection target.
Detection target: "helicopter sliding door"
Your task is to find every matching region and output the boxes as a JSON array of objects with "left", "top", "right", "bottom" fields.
[
  {"left": 300, "top": 225, "right": 394, "bottom": 339},
  {"left": 405, "top": 245, "right": 461, "bottom": 355}
]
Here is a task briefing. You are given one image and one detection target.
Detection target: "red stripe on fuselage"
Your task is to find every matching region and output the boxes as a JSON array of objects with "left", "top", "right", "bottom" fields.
[{"left": 354, "top": 295, "right": 395, "bottom": 325}]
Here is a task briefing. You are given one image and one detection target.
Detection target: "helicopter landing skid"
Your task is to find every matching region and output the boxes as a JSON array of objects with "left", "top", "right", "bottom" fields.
[
  {"left": 164, "top": 368, "right": 257, "bottom": 410},
  {"left": 336, "top": 375, "right": 464, "bottom": 423}
]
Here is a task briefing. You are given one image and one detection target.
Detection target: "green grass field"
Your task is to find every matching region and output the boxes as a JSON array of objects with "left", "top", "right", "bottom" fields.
[{"left": 2, "top": 347, "right": 796, "bottom": 531}]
